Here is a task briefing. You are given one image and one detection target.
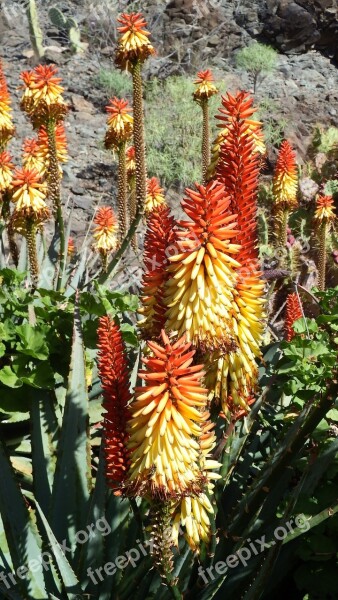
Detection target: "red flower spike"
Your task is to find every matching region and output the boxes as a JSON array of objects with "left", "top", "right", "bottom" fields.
[
  {"left": 216, "top": 91, "right": 261, "bottom": 265},
  {"left": 139, "top": 204, "right": 177, "bottom": 339},
  {"left": 285, "top": 292, "right": 303, "bottom": 342},
  {"left": 97, "top": 316, "right": 131, "bottom": 492}
]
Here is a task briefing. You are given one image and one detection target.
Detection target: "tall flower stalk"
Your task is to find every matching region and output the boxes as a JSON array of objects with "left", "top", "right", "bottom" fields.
[
  {"left": 97, "top": 316, "right": 131, "bottom": 494},
  {"left": 115, "top": 13, "right": 155, "bottom": 213},
  {"left": 10, "top": 167, "right": 50, "bottom": 286},
  {"left": 215, "top": 91, "right": 265, "bottom": 415},
  {"left": 126, "top": 145, "right": 137, "bottom": 250},
  {"left": 20, "top": 65, "right": 68, "bottom": 290},
  {"left": 105, "top": 98, "right": 133, "bottom": 240},
  {"left": 272, "top": 140, "right": 298, "bottom": 251},
  {"left": 138, "top": 203, "right": 176, "bottom": 339},
  {"left": 314, "top": 195, "right": 336, "bottom": 291},
  {"left": 193, "top": 70, "right": 218, "bottom": 184}
]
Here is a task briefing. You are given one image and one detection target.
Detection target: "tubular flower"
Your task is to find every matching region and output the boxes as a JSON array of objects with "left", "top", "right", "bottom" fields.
[
  {"left": 273, "top": 140, "right": 298, "bottom": 208},
  {"left": 20, "top": 65, "right": 68, "bottom": 126},
  {"left": 165, "top": 181, "right": 241, "bottom": 353},
  {"left": 97, "top": 316, "right": 131, "bottom": 492},
  {"left": 126, "top": 145, "right": 136, "bottom": 177},
  {"left": 0, "top": 150, "right": 14, "bottom": 193},
  {"left": 92, "top": 206, "right": 119, "bottom": 256},
  {"left": 285, "top": 292, "right": 303, "bottom": 342},
  {"left": 38, "top": 123, "right": 68, "bottom": 166},
  {"left": 193, "top": 70, "right": 218, "bottom": 102},
  {"left": 0, "top": 60, "right": 15, "bottom": 148},
  {"left": 105, "top": 98, "right": 133, "bottom": 149},
  {"left": 211, "top": 91, "right": 265, "bottom": 414},
  {"left": 11, "top": 167, "right": 49, "bottom": 223},
  {"left": 115, "top": 12, "right": 155, "bottom": 71},
  {"left": 127, "top": 330, "right": 220, "bottom": 499},
  {"left": 139, "top": 204, "right": 177, "bottom": 339},
  {"left": 314, "top": 195, "right": 336, "bottom": 222},
  {"left": 22, "top": 138, "right": 46, "bottom": 176},
  {"left": 207, "top": 121, "right": 266, "bottom": 180},
  {"left": 145, "top": 177, "right": 166, "bottom": 214}
]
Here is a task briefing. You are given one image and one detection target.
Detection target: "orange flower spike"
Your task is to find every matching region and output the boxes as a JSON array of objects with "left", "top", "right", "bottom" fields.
[
  {"left": 97, "top": 316, "right": 131, "bottom": 492},
  {"left": 0, "top": 150, "right": 14, "bottom": 192},
  {"left": 11, "top": 167, "right": 49, "bottom": 222},
  {"left": 116, "top": 12, "right": 155, "bottom": 70},
  {"left": 21, "top": 65, "right": 64, "bottom": 107},
  {"left": 105, "top": 97, "right": 133, "bottom": 148},
  {"left": 145, "top": 177, "right": 166, "bottom": 214},
  {"left": 139, "top": 204, "right": 177, "bottom": 339},
  {"left": 193, "top": 69, "right": 218, "bottom": 101},
  {"left": 92, "top": 206, "right": 119, "bottom": 256},
  {"left": 273, "top": 140, "right": 298, "bottom": 208},
  {"left": 0, "top": 60, "right": 15, "bottom": 148},
  {"left": 285, "top": 292, "right": 303, "bottom": 342},
  {"left": 20, "top": 65, "right": 68, "bottom": 126},
  {"left": 212, "top": 91, "right": 265, "bottom": 415},
  {"left": 314, "top": 195, "right": 336, "bottom": 223},
  {"left": 127, "top": 330, "right": 220, "bottom": 499}
]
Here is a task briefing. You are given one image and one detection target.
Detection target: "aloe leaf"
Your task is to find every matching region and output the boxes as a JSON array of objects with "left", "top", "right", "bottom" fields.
[
  {"left": 35, "top": 501, "right": 82, "bottom": 599},
  {"left": 0, "top": 440, "right": 47, "bottom": 598},
  {"left": 51, "top": 300, "right": 92, "bottom": 559},
  {"left": 77, "top": 445, "right": 106, "bottom": 587},
  {"left": 31, "top": 391, "right": 59, "bottom": 515}
]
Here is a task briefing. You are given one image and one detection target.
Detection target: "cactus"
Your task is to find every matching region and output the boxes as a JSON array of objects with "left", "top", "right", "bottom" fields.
[
  {"left": 48, "top": 7, "right": 84, "bottom": 53},
  {"left": 26, "top": 0, "right": 44, "bottom": 61}
]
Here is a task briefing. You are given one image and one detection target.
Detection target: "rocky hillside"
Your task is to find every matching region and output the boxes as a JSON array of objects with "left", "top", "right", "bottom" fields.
[{"left": 0, "top": 0, "right": 337, "bottom": 251}]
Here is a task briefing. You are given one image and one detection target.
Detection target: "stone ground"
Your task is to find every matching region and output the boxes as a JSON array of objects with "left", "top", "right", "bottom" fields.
[{"left": 0, "top": 0, "right": 337, "bottom": 287}]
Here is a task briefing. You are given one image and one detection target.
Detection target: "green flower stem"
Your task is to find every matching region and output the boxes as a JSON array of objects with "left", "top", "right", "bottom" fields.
[
  {"left": 131, "top": 60, "right": 147, "bottom": 210},
  {"left": 117, "top": 141, "right": 128, "bottom": 240},
  {"left": 201, "top": 98, "right": 210, "bottom": 184},
  {"left": 318, "top": 220, "right": 328, "bottom": 291},
  {"left": 46, "top": 118, "right": 65, "bottom": 291},
  {"left": 26, "top": 219, "right": 39, "bottom": 287}
]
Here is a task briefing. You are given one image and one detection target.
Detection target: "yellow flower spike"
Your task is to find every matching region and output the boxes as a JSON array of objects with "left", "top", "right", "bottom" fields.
[
  {"left": 115, "top": 12, "right": 155, "bottom": 71},
  {"left": 92, "top": 206, "right": 119, "bottom": 259},
  {"left": 20, "top": 65, "right": 68, "bottom": 128},
  {"left": 11, "top": 167, "right": 49, "bottom": 223},
  {"left": 126, "top": 330, "right": 220, "bottom": 501},
  {"left": 104, "top": 97, "right": 133, "bottom": 149},
  {"left": 165, "top": 180, "right": 240, "bottom": 352}
]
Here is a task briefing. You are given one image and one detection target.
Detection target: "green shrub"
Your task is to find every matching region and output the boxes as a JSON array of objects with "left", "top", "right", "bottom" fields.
[
  {"left": 94, "top": 68, "right": 133, "bottom": 98},
  {"left": 236, "top": 42, "right": 278, "bottom": 92}
]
